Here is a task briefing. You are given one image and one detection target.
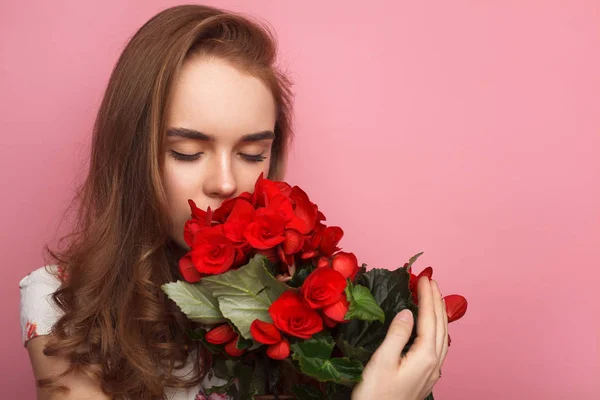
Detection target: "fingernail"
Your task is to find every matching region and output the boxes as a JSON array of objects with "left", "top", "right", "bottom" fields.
[{"left": 395, "top": 309, "right": 413, "bottom": 321}]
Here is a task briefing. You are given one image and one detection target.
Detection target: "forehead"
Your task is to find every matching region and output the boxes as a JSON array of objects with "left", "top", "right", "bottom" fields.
[{"left": 166, "top": 56, "right": 277, "bottom": 140}]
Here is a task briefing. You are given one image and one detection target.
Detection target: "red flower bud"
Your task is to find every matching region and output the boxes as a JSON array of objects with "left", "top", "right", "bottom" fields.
[
  {"left": 250, "top": 320, "right": 282, "bottom": 345},
  {"left": 266, "top": 338, "right": 290, "bottom": 360},
  {"left": 224, "top": 336, "right": 247, "bottom": 357},
  {"left": 332, "top": 252, "right": 359, "bottom": 281},
  {"left": 205, "top": 324, "right": 237, "bottom": 345},
  {"left": 317, "top": 257, "right": 331, "bottom": 269}
]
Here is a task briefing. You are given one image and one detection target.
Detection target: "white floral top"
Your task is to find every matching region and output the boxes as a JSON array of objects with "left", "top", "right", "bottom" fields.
[{"left": 19, "top": 265, "right": 232, "bottom": 400}]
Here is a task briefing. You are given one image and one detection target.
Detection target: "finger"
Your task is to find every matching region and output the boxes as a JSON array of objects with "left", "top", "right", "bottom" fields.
[
  {"left": 439, "top": 296, "right": 449, "bottom": 369},
  {"left": 430, "top": 280, "right": 445, "bottom": 359},
  {"left": 371, "top": 308, "right": 414, "bottom": 369},
  {"left": 411, "top": 276, "right": 436, "bottom": 352}
]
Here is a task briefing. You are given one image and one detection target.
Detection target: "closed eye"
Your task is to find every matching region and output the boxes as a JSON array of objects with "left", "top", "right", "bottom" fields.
[
  {"left": 240, "top": 153, "right": 266, "bottom": 163},
  {"left": 169, "top": 150, "right": 202, "bottom": 162}
]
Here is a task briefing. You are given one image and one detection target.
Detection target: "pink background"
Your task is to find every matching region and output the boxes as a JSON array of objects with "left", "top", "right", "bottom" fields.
[{"left": 1, "top": 1, "right": 598, "bottom": 398}]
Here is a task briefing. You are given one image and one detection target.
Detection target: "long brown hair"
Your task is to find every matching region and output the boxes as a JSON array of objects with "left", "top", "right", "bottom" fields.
[{"left": 41, "top": 5, "right": 294, "bottom": 399}]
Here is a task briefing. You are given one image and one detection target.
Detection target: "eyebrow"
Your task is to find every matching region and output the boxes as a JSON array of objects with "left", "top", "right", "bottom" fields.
[{"left": 166, "top": 127, "right": 275, "bottom": 142}]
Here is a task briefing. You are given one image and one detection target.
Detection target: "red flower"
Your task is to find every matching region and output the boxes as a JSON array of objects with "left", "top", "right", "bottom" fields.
[
  {"left": 222, "top": 198, "right": 255, "bottom": 244},
  {"left": 282, "top": 229, "right": 304, "bottom": 255},
  {"left": 244, "top": 208, "right": 286, "bottom": 249},
  {"left": 189, "top": 199, "right": 213, "bottom": 221},
  {"left": 224, "top": 336, "right": 247, "bottom": 357},
  {"left": 444, "top": 294, "right": 468, "bottom": 322},
  {"left": 331, "top": 252, "right": 359, "bottom": 281},
  {"left": 266, "top": 338, "right": 290, "bottom": 360},
  {"left": 286, "top": 186, "right": 318, "bottom": 234},
  {"left": 250, "top": 320, "right": 282, "bottom": 345},
  {"left": 318, "top": 226, "right": 344, "bottom": 256},
  {"left": 213, "top": 192, "right": 252, "bottom": 223},
  {"left": 184, "top": 219, "right": 203, "bottom": 248},
  {"left": 252, "top": 173, "right": 289, "bottom": 207},
  {"left": 322, "top": 294, "right": 350, "bottom": 322},
  {"left": 300, "top": 267, "right": 347, "bottom": 309},
  {"left": 269, "top": 291, "right": 323, "bottom": 339},
  {"left": 267, "top": 194, "right": 295, "bottom": 223},
  {"left": 190, "top": 227, "right": 236, "bottom": 275},
  {"left": 205, "top": 324, "right": 237, "bottom": 345},
  {"left": 179, "top": 253, "right": 203, "bottom": 283}
]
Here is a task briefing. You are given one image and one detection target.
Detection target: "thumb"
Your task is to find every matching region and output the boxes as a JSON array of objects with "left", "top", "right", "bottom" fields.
[{"left": 373, "top": 309, "right": 414, "bottom": 368}]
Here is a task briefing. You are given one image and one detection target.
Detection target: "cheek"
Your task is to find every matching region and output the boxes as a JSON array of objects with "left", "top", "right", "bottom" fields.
[
  {"left": 162, "top": 160, "right": 200, "bottom": 240},
  {"left": 233, "top": 156, "right": 272, "bottom": 193}
]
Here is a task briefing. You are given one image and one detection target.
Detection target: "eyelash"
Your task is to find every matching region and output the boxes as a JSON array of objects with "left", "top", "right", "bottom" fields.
[{"left": 168, "top": 150, "right": 266, "bottom": 163}]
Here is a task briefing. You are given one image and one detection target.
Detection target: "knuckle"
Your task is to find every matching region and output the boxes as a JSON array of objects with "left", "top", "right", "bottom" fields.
[{"left": 420, "top": 352, "right": 438, "bottom": 370}]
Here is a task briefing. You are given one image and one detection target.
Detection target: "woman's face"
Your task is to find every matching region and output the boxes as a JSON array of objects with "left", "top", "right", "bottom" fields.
[{"left": 163, "top": 56, "right": 276, "bottom": 249}]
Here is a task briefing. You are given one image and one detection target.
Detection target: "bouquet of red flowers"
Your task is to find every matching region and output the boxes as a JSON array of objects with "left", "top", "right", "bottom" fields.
[{"left": 162, "top": 174, "right": 467, "bottom": 400}]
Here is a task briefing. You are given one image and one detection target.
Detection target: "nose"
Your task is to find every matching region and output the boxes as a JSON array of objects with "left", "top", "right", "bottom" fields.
[{"left": 202, "top": 152, "right": 237, "bottom": 201}]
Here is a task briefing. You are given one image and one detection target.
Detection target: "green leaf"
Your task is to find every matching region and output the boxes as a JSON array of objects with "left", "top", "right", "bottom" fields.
[
  {"left": 292, "top": 384, "right": 325, "bottom": 400},
  {"left": 200, "top": 254, "right": 288, "bottom": 339},
  {"left": 336, "top": 339, "right": 372, "bottom": 365},
  {"left": 185, "top": 328, "right": 206, "bottom": 341},
  {"left": 344, "top": 282, "right": 385, "bottom": 323},
  {"left": 291, "top": 336, "right": 364, "bottom": 384},
  {"left": 336, "top": 266, "right": 418, "bottom": 362},
  {"left": 235, "top": 336, "right": 255, "bottom": 351},
  {"left": 161, "top": 281, "right": 226, "bottom": 324},
  {"left": 292, "top": 335, "right": 335, "bottom": 360}
]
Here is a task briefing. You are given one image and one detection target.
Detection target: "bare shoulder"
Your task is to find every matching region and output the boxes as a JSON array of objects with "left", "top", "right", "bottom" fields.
[{"left": 26, "top": 335, "right": 109, "bottom": 400}]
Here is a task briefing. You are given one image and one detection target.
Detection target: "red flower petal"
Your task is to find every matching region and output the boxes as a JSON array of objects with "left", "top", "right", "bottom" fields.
[
  {"left": 224, "top": 336, "right": 247, "bottom": 357},
  {"left": 244, "top": 209, "right": 286, "bottom": 250},
  {"left": 179, "top": 254, "right": 203, "bottom": 283},
  {"left": 419, "top": 266, "right": 433, "bottom": 279},
  {"left": 283, "top": 229, "right": 304, "bottom": 255},
  {"left": 300, "top": 267, "right": 347, "bottom": 309},
  {"left": 322, "top": 294, "right": 350, "bottom": 322},
  {"left": 444, "top": 294, "right": 468, "bottom": 322},
  {"left": 301, "top": 250, "right": 318, "bottom": 259},
  {"left": 268, "top": 291, "right": 323, "bottom": 339},
  {"left": 409, "top": 267, "right": 434, "bottom": 304},
  {"left": 250, "top": 320, "right": 282, "bottom": 345},
  {"left": 252, "top": 173, "right": 285, "bottom": 208},
  {"left": 205, "top": 324, "right": 237, "bottom": 345},
  {"left": 317, "top": 257, "right": 331, "bottom": 269},
  {"left": 332, "top": 252, "right": 359, "bottom": 281},
  {"left": 258, "top": 247, "right": 279, "bottom": 263},
  {"left": 322, "top": 314, "right": 338, "bottom": 328},
  {"left": 287, "top": 186, "right": 318, "bottom": 234},
  {"left": 268, "top": 194, "right": 295, "bottom": 223},
  {"left": 319, "top": 226, "right": 344, "bottom": 256},
  {"left": 266, "top": 338, "right": 290, "bottom": 360},
  {"left": 190, "top": 229, "right": 236, "bottom": 275},
  {"left": 277, "top": 245, "right": 294, "bottom": 266}
]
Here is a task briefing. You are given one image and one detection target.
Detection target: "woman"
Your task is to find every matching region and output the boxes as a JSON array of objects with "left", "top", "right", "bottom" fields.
[{"left": 20, "top": 4, "right": 448, "bottom": 399}]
